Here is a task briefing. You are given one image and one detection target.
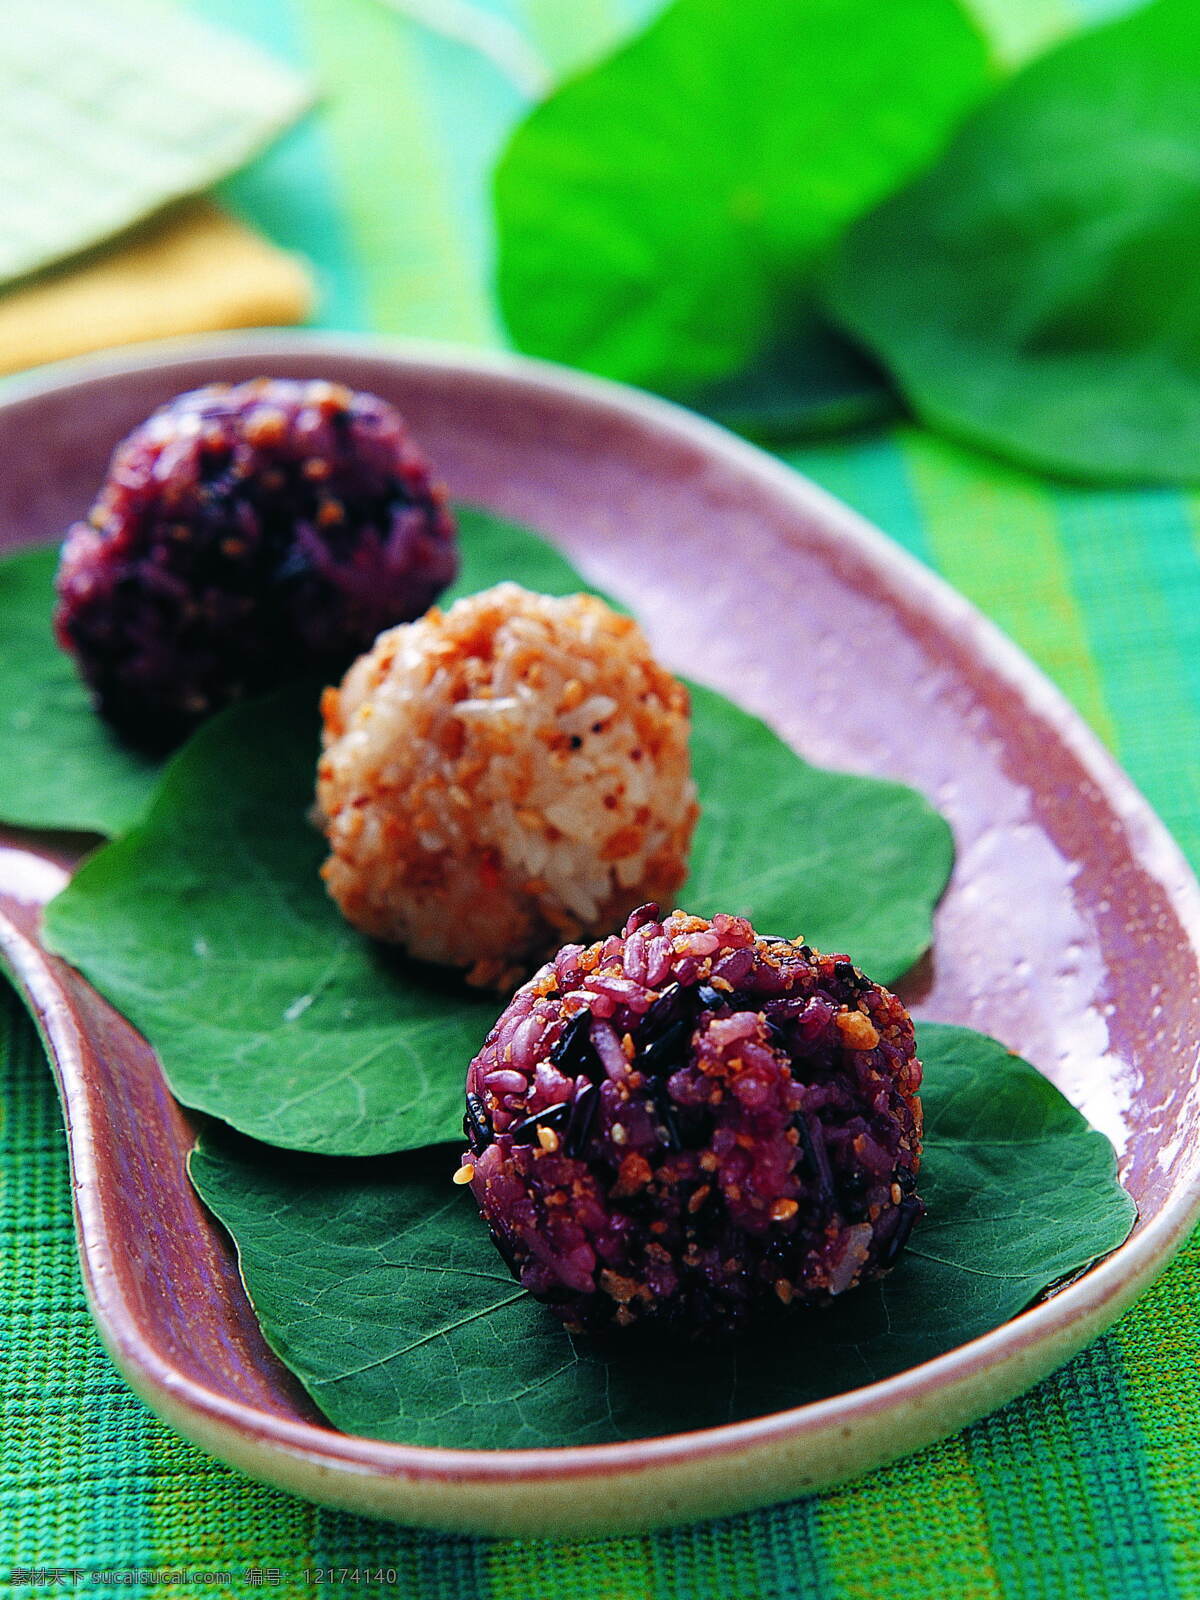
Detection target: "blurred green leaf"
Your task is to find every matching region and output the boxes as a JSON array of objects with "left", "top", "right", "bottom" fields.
[
  {"left": 822, "top": 0, "right": 1200, "bottom": 484},
  {"left": 494, "top": 0, "right": 993, "bottom": 396},
  {"left": 685, "top": 309, "right": 900, "bottom": 443}
]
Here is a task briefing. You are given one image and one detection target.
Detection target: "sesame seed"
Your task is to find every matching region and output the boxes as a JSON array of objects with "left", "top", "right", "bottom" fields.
[{"left": 452, "top": 1164, "right": 475, "bottom": 1185}]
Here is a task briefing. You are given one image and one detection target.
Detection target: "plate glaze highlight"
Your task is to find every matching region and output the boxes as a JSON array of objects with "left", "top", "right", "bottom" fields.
[{"left": 1, "top": 333, "right": 1198, "bottom": 1535}]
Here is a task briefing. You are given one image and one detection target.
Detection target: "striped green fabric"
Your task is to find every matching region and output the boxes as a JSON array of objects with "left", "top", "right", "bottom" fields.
[{"left": 3, "top": 0, "right": 1200, "bottom": 1593}]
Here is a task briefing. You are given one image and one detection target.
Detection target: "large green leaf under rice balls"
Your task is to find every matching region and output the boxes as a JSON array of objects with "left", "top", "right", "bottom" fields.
[{"left": 187, "top": 1024, "right": 1136, "bottom": 1448}]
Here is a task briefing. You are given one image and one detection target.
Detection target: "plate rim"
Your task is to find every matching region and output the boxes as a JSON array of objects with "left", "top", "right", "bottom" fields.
[{"left": 3, "top": 329, "right": 1200, "bottom": 1529}]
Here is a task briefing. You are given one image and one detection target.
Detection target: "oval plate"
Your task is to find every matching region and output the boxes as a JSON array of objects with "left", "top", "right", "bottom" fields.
[{"left": 1, "top": 333, "right": 1199, "bottom": 1536}]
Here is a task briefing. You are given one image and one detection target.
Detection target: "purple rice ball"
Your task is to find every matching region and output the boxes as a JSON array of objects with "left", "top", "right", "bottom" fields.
[
  {"left": 457, "top": 905, "right": 924, "bottom": 1339},
  {"left": 54, "top": 378, "right": 458, "bottom": 748}
]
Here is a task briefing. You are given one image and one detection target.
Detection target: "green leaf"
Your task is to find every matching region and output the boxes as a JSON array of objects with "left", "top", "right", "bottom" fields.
[
  {"left": 42, "top": 512, "right": 951, "bottom": 1155},
  {"left": 446, "top": 505, "right": 600, "bottom": 603},
  {"left": 684, "top": 313, "right": 900, "bottom": 444},
  {"left": 43, "top": 683, "right": 500, "bottom": 1156},
  {"left": 0, "top": 545, "right": 160, "bottom": 835},
  {"left": 822, "top": 0, "right": 1200, "bottom": 485},
  {"left": 685, "top": 684, "right": 949, "bottom": 981},
  {"left": 187, "top": 1023, "right": 1136, "bottom": 1449},
  {"left": 493, "top": 0, "right": 993, "bottom": 396}
]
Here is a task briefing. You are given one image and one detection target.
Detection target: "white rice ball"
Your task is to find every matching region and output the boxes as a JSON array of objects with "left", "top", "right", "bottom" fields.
[{"left": 316, "top": 583, "right": 698, "bottom": 988}]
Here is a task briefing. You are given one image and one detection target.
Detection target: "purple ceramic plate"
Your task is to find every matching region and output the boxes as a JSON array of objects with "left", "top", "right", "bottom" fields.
[{"left": 1, "top": 333, "right": 1198, "bottom": 1536}]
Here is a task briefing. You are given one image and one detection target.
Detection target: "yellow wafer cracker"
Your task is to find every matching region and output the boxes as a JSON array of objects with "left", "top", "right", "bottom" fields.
[{"left": 0, "top": 201, "right": 313, "bottom": 377}]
